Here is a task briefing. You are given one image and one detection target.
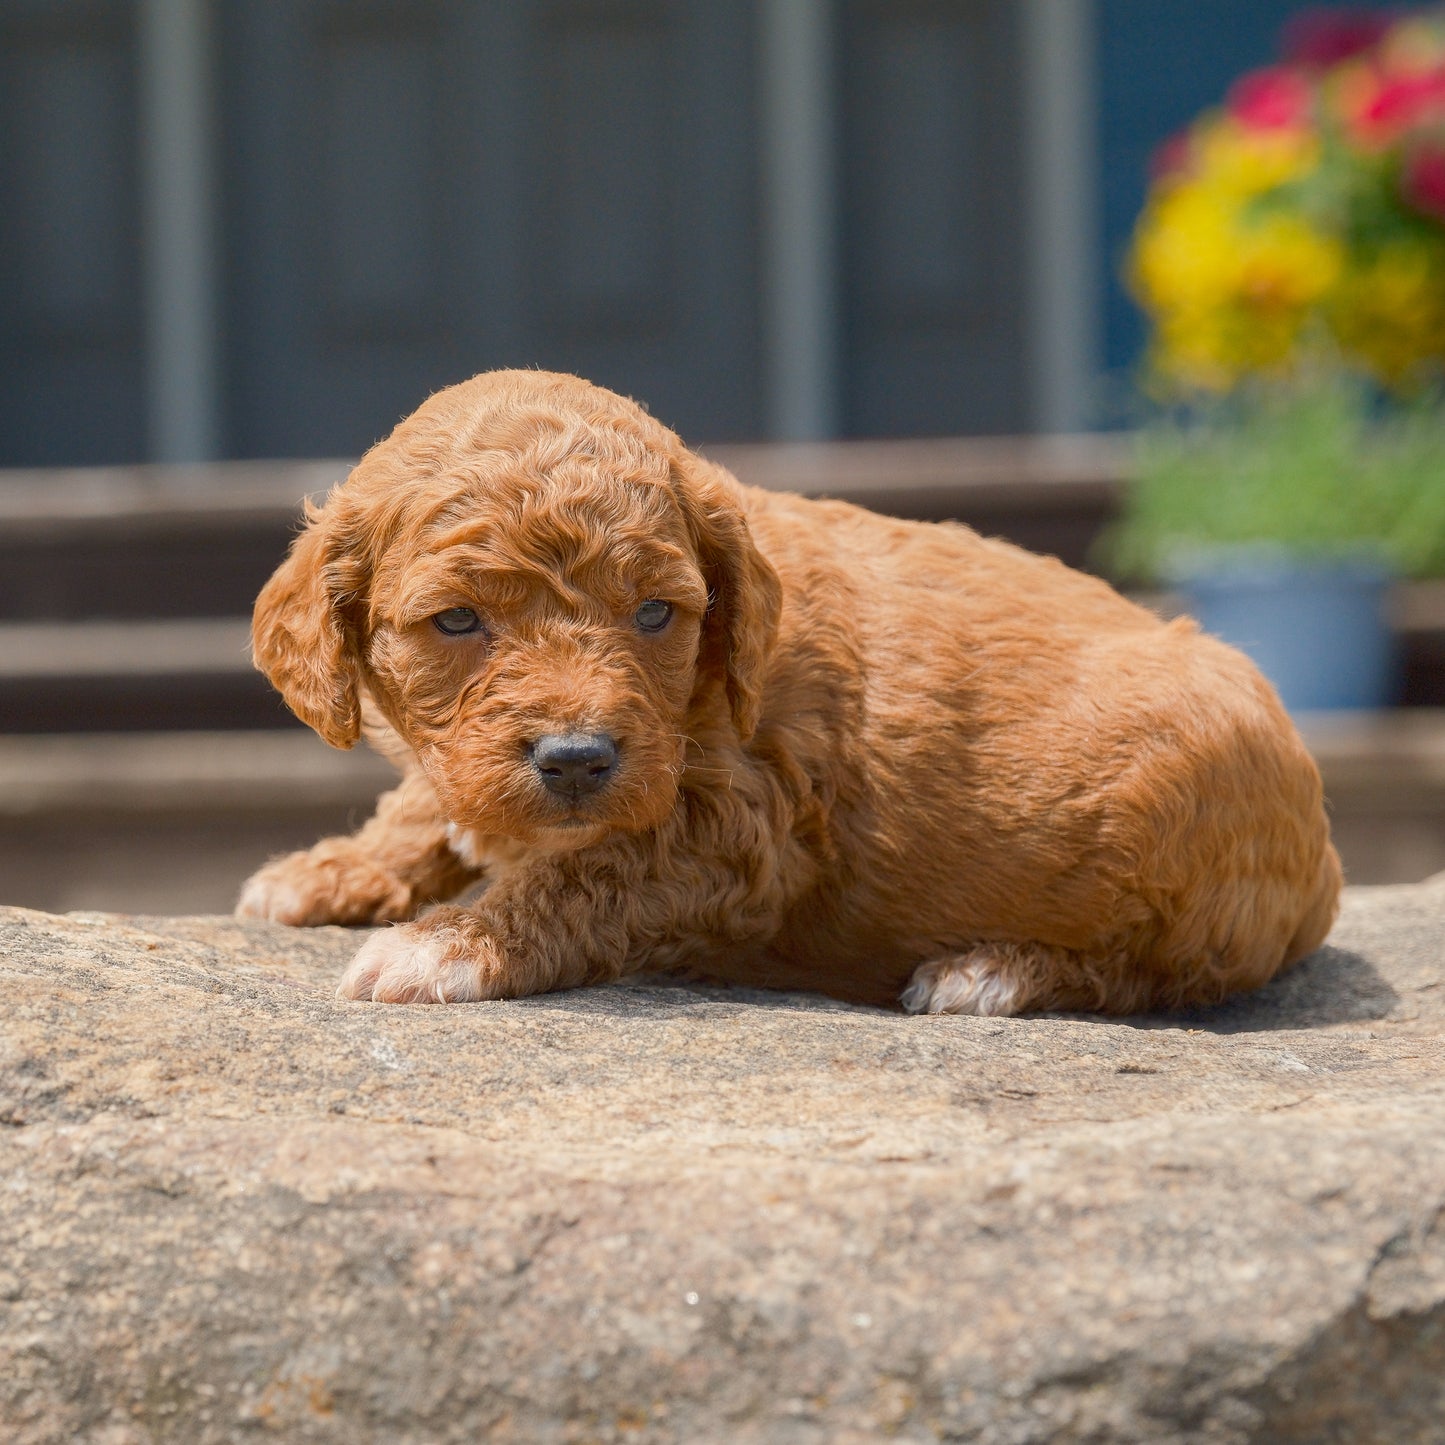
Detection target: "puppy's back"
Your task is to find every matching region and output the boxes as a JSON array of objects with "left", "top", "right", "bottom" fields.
[{"left": 731, "top": 479, "right": 1339, "bottom": 1010}]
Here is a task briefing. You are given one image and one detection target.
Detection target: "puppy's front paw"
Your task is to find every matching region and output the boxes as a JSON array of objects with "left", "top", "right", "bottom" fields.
[
  {"left": 237, "top": 850, "right": 414, "bottom": 927},
  {"left": 336, "top": 922, "right": 503, "bottom": 1003}
]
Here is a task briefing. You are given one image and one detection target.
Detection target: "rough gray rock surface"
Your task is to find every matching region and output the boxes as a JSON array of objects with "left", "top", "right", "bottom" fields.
[{"left": 2, "top": 882, "right": 1444, "bottom": 1444}]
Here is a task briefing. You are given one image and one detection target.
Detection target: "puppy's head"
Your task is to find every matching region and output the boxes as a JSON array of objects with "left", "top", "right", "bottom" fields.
[{"left": 253, "top": 370, "right": 780, "bottom": 845}]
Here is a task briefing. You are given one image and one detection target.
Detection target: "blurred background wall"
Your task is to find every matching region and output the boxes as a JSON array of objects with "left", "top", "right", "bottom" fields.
[
  {"left": 0, "top": 0, "right": 1403, "bottom": 468},
  {"left": 6, "top": 0, "right": 1439, "bottom": 913}
]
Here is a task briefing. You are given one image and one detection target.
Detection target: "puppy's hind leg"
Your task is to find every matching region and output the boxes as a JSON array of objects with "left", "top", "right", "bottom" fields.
[{"left": 901, "top": 942, "right": 1119, "bottom": 1017}]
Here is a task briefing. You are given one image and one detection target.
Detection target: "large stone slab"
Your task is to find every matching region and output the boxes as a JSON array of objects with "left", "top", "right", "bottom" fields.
[{"left": 2, "top": 882, "right": 1444, "bottom": 1443}]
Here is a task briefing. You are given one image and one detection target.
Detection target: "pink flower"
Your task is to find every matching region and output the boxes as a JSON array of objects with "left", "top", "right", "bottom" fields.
[
  {"left": 1402, "top": 140, "right": 1445, "bottom": 221},
  {"left": 1282, "top": 8, "right": 1397, "bottom": 69},
  {"left": 1227, "top": 66, "right": 1315, "bottom": 132},
  {"left": 1149, "top": 130, "right": 1193, "bottom": 182}
]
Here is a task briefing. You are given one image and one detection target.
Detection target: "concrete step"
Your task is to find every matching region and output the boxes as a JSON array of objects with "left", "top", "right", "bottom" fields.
[
  {"left": 0, "top": 618, "right": 289, "bottom": 730},
  {"left": 0, "top": 441, "right": 1127, "bottom": 621},
  {"left": 1, "top": 717, "right": 1443, "bottom": 913},
  {"left": 9, "top": 575, "right": 1445, "bottom": 731},
  {"left": 0, "top": 461, "right": 342, "bottom": 622},
  {"left": 0, "top": 728, "right": 395, "bottom": 815},
  {"left": 4, "top": 444, "right": 1445, "bottom": 725},
  {"left": 0, "top": 730, "right": 398, "bottom": 916},
  {"left": 0, "top": 618, "right": 253, "bottom": 677}
]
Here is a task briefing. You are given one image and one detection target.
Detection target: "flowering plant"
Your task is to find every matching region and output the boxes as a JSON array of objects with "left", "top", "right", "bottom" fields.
[
  {"left": 1102, "top": 372, "right": 1445, "bottom": 580},
  {"left": 1129, "top": 6, "right": 1445, "bottom": 392}
]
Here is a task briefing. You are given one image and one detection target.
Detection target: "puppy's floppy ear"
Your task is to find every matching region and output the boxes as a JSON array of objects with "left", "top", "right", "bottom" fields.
[
  {"left": 251, "top": 496, "right": 365, "bottom": 749},
  {"left": 673, "top": 454, "right": 782, "bottom": 741}
]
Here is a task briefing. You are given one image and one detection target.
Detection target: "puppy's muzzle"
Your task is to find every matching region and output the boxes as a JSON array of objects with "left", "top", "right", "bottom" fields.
[{"left": 530, "top": 732, "right": 618, "bottom": 800}]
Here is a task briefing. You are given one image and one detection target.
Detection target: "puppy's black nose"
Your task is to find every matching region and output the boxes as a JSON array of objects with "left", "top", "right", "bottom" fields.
[{"left": 531, "top": 732, "right": 618, "bottom": 798}]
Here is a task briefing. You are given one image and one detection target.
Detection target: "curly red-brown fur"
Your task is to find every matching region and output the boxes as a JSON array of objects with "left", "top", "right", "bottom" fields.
[{"left": 238, "top": 369, "right": 1341, "bottom": 1015}]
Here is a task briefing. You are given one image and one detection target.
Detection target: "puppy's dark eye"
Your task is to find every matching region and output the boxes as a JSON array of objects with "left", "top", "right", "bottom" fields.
[
  {"left": 634, "top": 600, "right": 673, "bottom": 633},
  {"left": 433, "top": 607, "right": 483, "bottom": 636}
]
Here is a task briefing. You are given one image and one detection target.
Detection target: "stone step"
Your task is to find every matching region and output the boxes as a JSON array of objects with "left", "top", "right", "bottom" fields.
[
  {"left": 4, "top": 444, "right": 1445, "bottom": 725},
  {"left": 8, "top": 576, "right": 1445, "bottom": 731},
  {"left": 0, "top": 730, "right": 398, "bottom": 917},
  {"left": 1, "top": 719, "right": 1444, "bottom": 916},
  {"left": 0, "top": 618, "right": 253, "bottom": 678},
  {"left": 0, "top": 460, "right": 340, "bottom": 623},
  {"left": 2, "top": 718, "right": 1438, "bottom": 812},
  {"left": 0, "top": 729, "right": 395, "bottom": 816},
  {"left": 0, "top": 618, "right": 286, "bottom": 731},
  {"left": 0, "top": 441, "right": 1127, "bottom": 621}
]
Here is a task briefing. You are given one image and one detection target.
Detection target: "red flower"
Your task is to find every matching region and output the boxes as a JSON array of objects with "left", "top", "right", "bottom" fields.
[
  {"left": 1403, "top": 140, "right": 1445, "bottom": 221},
  {"left": 1227, "top": 66, "right": 1315, "bottom": 131},
  {"left": 1350, "top": 68, "right": 1445, "bottom": 147},
  {"left": 1282, "top": 8, "right": 1397, "bottom": 69}
]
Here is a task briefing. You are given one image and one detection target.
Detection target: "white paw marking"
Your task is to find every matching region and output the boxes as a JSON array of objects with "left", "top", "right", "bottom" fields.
[
  {"left": 336, "top": 926, "right": 486, "bottom": 1004},
  {"left": 901, "top": 955, "right": 1025, "bottom": 1017},
  {"left": 235, "top": 873, "right": 308, "bottom": 925}
]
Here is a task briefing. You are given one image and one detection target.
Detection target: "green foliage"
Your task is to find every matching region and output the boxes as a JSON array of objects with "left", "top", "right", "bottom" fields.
[{"left": 1101, "top": 376, "right": 1445, "bottom": 581}]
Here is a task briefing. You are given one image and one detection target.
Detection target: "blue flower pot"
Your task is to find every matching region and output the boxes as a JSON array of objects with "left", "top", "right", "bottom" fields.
[{"left": 1168, "top": 549, "right": 1396, "bottom": 713}]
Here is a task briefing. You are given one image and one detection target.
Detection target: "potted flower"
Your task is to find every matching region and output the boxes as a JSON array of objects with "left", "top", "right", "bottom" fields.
[
  {"left": 1103, "top": 374, "right": 1445, "bottom": 709},
  {"left": 1115, "top": 5, "right": 1445, "bottom": 710}
]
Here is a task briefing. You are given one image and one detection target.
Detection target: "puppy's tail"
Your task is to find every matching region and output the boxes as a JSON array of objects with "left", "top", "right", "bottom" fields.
[{"left": 1284, "top": 839, "right": 1344, "bottom": 966}]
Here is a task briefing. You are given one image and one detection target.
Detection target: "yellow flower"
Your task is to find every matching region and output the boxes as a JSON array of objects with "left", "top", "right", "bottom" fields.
[
  {"left": 1149, "top": 312, "right": 1239, "bottom": 393},
  {"left": 1235, "top": 212, "right": 1344, "bottom": 311},
  {"left": 1128, "top": 166, "right": 1342, "bottom": 390},
  {"left": 1127, "top": 18, "right": 1445, "bottom": 396},
  {"left": 1329, "top": 241, "right": 1445, "bottom": 381},
  {"left": 1130, "top": 183, "right": 1241, "bottom": 312},
  {"left": 1191, "top": 115, "right": 1321, "bottom": 196}
]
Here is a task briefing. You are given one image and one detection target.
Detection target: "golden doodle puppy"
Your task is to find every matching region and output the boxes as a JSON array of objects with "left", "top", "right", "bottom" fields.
[{"left": 238, "top": 369, "right": 1341, "bottom": 1014}]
